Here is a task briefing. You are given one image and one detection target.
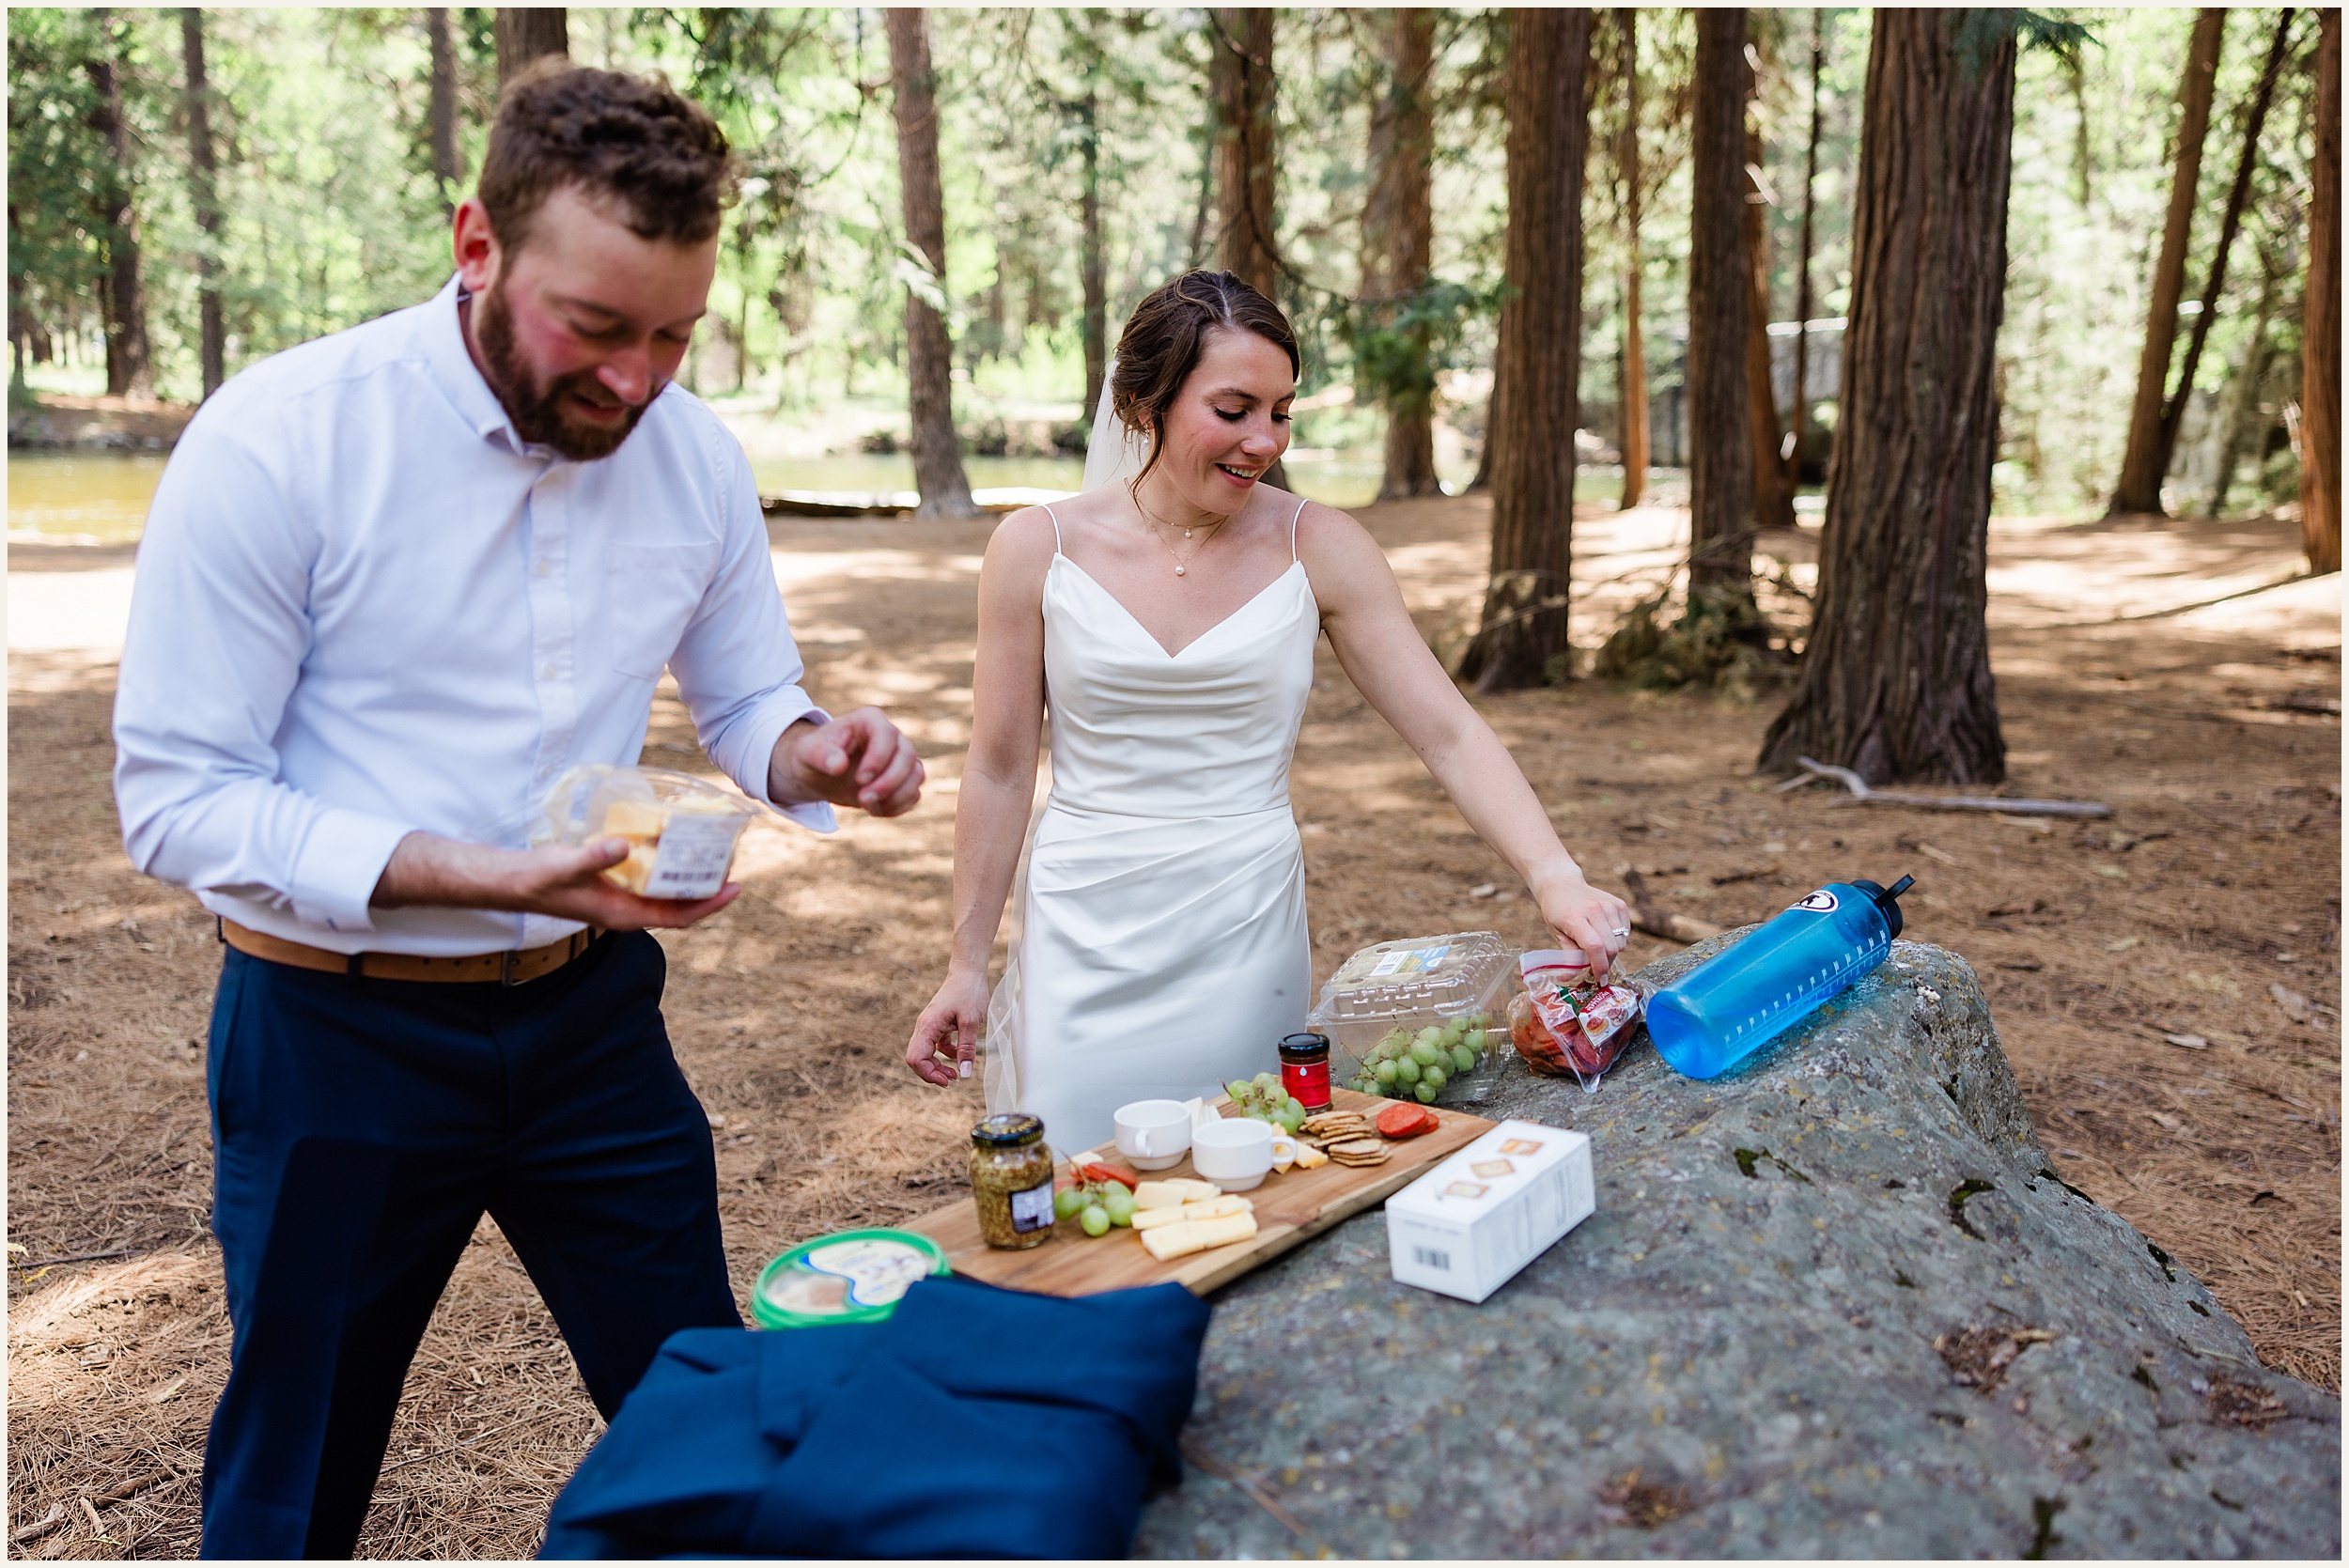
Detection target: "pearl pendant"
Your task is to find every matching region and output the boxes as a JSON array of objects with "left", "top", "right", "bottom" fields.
[{"left": 1174, "top": 565, "right": 1186, "bottom": 576}]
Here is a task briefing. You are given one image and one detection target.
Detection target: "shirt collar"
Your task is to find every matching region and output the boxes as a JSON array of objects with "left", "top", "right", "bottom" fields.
[{"left": 422, "top": 272, "right": 541, "bottom": 457}]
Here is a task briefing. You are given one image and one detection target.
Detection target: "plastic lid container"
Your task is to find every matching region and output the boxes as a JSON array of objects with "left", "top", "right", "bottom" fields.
[
  {"left": 752, "top": 1228, "right": 951, "bottom": 1329},
  {"left": 1309, "top": 931, "right": 1517, "bottom": 1027}
]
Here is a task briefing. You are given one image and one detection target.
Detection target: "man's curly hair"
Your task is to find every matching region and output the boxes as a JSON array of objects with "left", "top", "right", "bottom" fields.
[{"left": 478, "top": 60, "right": 738, "bottom": 255}]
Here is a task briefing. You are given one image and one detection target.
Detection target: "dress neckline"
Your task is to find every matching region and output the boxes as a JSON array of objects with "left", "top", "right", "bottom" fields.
[{"left": 1050, "top": 554, "right": 1308, "bottom": 660}]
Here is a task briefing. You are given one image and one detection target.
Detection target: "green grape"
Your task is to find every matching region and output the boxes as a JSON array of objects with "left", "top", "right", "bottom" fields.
[
  {"left": 1103, "top": 1188, "right": 1138, "bottom": 1226},
  {"left": 1451, "top": 1044, "right": 1477, "bottom": 1074},
  {"left": 1379, "top": 1028, "right": 1411, "bottom": 1055},
  {"left": 1279, "top": 1107, "right": 1305, "bottom": 1135},
  {"left": 1375, "top": 1059, "right": 1400, "bottom": 1086},
  {"left": 1410, "top": 1040, "right": 1443, "bottom": 1067},
  {"left": 1414, "top": 1081, "right": 1439, "bottom": 1104},
  {"left": 1353, "top": 1076, "right": 1378, "bottom": 1094},
  {"left": 1393, "top": 1057, "right": 1422, "bottom": 1085},
  {"left": 1253, "top": 1071, "right": 1279, "bottom": 1091},
  {"left": 1423, "top": 1064, "right": 1447, "bottom": 1092},
  {"left": 1080, "top": 1204, "right": 1111, "bottom": 1237},
  {"left": 1413, "top": 1026, "right": 1444, "bottom": 1050},
  {"left": 1441, "top": 1017, "right": 1467, "bottom": 1042},
  {"left": 1226, "top": 1080, "right": 1252, "bottom": 1103},
  {"left": 1054, "top": 1187, "right": 1086, "bottom": 1221},
  {"left": 1462, "top": 1027, "right": 1486, "bottom": 1056}
]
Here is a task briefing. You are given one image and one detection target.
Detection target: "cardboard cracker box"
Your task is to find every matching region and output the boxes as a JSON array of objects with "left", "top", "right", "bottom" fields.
[{"left": 1384, "top": 1119, "right": 1594, "bottom": 1302}]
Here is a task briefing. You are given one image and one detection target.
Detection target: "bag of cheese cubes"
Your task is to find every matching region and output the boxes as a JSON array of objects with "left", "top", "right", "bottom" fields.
[{"left": 537, "top": 765, "right": 764, "bottom": 900}]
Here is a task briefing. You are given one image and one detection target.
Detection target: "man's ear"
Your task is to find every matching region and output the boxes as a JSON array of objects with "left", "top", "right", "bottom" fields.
[{"left": 452, "top": 198, "right": 503, "bottom": 294}]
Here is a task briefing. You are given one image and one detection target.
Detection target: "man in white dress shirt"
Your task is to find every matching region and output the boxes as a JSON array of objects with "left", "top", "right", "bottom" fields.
[{"left": 111, "top": 64, "right": 922, "bottom": 1559}]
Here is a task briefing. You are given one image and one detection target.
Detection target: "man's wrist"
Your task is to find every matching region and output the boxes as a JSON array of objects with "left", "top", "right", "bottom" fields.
[{"left": 768, "top": 716, "right": 823, "bottom": 805}]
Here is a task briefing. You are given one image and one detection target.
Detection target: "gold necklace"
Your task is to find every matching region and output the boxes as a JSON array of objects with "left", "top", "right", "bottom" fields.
[{"left": 1137, "top": 499, "right": 1229, "bottom": 577}]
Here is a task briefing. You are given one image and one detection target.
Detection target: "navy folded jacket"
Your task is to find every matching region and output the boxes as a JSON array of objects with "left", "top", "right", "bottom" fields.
[{"left": 540, "top": 1274, "right": 1212, "bottom": 1559}]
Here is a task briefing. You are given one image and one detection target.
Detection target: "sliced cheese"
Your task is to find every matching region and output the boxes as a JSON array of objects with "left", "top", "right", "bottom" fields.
[
  {"left": 1292, "top": 1142, "right": 1329, "bottom": 1171},
  {"left": 1139, "top": 1210, "right": 1258, "bottom": 1261},
  {"left": 601, "top": 842, "right": 660, "bottom": 894},
  {"left": 1129, "top": 1195, "right": 1252, "bottom": 1231},
  {"left": 602, "top": 799, "right": 669, "bottom": 841},
  {"left": 1134, "top": 1178, "right": 1222, "bottom": 1210}
]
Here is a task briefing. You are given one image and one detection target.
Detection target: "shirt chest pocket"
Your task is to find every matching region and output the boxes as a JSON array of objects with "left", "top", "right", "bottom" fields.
[{"left": 605, "top": 541, "right": 723, "bottom": 681}]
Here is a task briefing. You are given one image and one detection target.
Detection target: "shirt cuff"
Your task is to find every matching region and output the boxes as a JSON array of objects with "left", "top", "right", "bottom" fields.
[
  {"left": 288, "top": 807, "right": 417, "bottom": 934},
  {"left": 754, "top": 704, "right": 840, "bottom": 834}
]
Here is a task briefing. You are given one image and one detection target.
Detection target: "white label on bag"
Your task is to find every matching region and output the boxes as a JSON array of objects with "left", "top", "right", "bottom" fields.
[
  {"left": 1371, "top": 943, "right": 1452, "bottom": 978},
  {"left": 643, "top": 813, "right": 741, "bottom": 899}
]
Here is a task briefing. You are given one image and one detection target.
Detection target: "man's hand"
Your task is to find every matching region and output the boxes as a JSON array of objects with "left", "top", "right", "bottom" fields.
[
  {"left": 374, "top": 832, "right": 741, "bottom": 930},
  {"left": 772, "top": 708, "right": 924, "bottom": 816}
]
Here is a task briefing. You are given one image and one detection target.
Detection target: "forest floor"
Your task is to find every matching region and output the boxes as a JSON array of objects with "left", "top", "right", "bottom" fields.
[{"left": 8, "top": 495, "right": 2339, "bottom": 1559}]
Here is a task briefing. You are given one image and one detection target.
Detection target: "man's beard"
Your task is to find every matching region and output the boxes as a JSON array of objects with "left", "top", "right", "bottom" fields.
[{"left": 473, "top": 279, "right": 654, "bottom": 461}]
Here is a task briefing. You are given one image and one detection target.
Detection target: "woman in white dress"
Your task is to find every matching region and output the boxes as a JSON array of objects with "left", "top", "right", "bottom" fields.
[{"left": 903, "top": 272, "right": 1632, "bottom": 1152}]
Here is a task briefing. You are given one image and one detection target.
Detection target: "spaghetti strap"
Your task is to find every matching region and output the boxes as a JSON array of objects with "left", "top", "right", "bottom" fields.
[
  {"left": 1042, "top": 502, "right": 1064, "bottom": 556},
  {"left": 1289, "top": 495, "right": 1307, "bottom": 563}
]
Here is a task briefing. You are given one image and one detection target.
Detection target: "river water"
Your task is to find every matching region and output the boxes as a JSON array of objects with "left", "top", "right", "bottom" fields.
[{"left": 8, "top": 446, "right": 1397, "bottom": 547}]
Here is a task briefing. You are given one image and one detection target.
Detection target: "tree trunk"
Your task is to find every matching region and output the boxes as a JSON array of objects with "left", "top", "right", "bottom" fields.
[
  {"left": 1688, "top": 9, "right": 1755, "bottom": 604},
  {"left": 887, "top": 8, "right": 980, "bottom": 521},
  {"left": 1208, "top": 8, "right": 1286, "bottom": 492},
  {"left": 428, "top": 8, "right": 461, "bottom": 210},
  {"left": 1210, "top": 8, "right": 1280, "bottom": 297},
  {"left": 2159, "top": 7, "right": 2296, "bottom": 479},
  {"left": 1758, "top": 10, "right": 2017, "bottom": 786},
  {"left": 1617, "top": 7, "right": 1649, "bottom": 509},
  {"left": 1363, "top": 7, "right": 1439, "bottom": 501},
  {"left": 2304, "top": 6, "right": 2341, "bottom": 572},
  {"left": 1746, "top": 103, "right": 1795, "bottom": 531},
  {"left": 181, "top": 8, "right": 226, "bottom": 399},
  {"left": 2064, "top": 48, "right": 2092, "bottom": 209},
  {"left": 1786, "top": 8, "right": 1825, "bottom": 495},
  {"left": 2110, "top": 8, "right": 2224, "bottom": 517},
  {"left": 1455, "top": 8, "right": 1592, "bottom": 692},
  {"left": 494, "top": 8, "right": 568, "bottom": 86},
  {"left": 1079, "top": 83, "right": 1107, "bottom": 430},
  {"left": 86, "top": 10, "right": 152, "bottom": 400},
  {"left": 2207, "top": 244, "right": 2284, "bottom": 518}
]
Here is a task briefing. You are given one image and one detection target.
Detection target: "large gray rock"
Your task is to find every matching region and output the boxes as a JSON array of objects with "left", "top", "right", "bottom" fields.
[{"left": 1135, "top": 937, "right": 2340, "bottom": 1559}]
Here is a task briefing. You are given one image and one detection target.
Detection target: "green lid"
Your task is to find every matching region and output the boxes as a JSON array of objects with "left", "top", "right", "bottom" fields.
[{"left": 752, "top": 1228, "right": 951, "bottom": 1329}]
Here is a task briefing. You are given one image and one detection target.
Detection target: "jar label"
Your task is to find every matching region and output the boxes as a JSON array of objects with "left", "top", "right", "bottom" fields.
[
  {"left": 1283, "top": 1056, "right": 1331, "bottom": 1110},
  {"left": 1008, "top": 1178, "right": 1056, "bottom": 1233}
]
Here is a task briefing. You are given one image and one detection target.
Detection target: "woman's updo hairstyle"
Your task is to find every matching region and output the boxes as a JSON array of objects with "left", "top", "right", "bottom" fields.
[{"left": 1111, "top": 271, "right": 1299, "bottom": 487}]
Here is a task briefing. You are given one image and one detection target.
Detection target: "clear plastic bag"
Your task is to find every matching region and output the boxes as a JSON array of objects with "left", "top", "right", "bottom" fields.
[
  {"left": 1507, "top": 948, "right": 1642, "bottom": 1094},
  {"left": 535, "top": 765, "right": 762, "bottom": 900}
]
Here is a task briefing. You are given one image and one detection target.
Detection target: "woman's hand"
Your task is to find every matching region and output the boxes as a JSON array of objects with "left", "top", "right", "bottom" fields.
[
  {"left": 1531, "top": 864, "right": 1634, "bottom": 968},
  {"left": 906, "top": 967, "right": 991, "bottom": 1086}
]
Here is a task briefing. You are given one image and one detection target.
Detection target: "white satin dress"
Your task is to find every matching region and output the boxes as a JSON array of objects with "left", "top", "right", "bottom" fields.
[{"left": 983, "top": 497, "right": 1320, "bottom": 1155}]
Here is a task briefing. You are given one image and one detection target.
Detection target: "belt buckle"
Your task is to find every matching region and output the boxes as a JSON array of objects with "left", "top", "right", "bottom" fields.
[{"left": 500, "top": 948, "right": 521, "bottom": 987}]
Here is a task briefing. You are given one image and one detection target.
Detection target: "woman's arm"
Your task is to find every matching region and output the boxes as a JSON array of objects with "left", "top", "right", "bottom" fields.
[
  {"left": 1300, "top": 504, "right": 1634, "bottom": 963},
  {"left": 905, "top": 508, "right": 1057, "bottom": 1084}
]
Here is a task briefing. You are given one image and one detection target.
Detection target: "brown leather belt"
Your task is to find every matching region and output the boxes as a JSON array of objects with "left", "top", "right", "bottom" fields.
[{"left": 218, "top": 919, "right": 603, "bottom": 986}]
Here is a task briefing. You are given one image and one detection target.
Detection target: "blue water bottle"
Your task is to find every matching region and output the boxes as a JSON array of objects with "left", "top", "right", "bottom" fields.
[{"left": 1644, "top": 875, "right": 1915, "bottom": 1080}]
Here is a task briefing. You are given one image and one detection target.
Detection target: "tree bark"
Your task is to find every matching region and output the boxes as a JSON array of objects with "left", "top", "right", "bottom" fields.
[
  {"left": 1758, "top": 10, "right": 2017, "bottom": 786},
  {"left": 86, "top": 9, "right": 152, "bottom": 400},
  {"left": 1363, "top": 8, "right": 1440, "bottom": 501},
  {"left": 181, "top": 8, "right": 226, "bottom": 399},
  {"left": 1079, "top": 83, "right": 1107, "bottom": 431},
  {"left": 2159, "top": 7, "right": 2297, "bottom": 480},
  {"left": 494, "top": 8, "right": 568, "bottom": 87},
  {"left": 1455, "top": 8, "right": 1592, "bottom": 691},
  {"left": 428, "top": 8, "right": 461, "bottom": 211},
  {"left": 2207, "top": 243, "right": 2284, "bottom": 518},
  {"left": 1688, "top": 9, "right": 1755, "bottom": 603},
  {"left": 2110, "top": 8, "right": 2225, "bottom": 517},
  {"left": 1211, "top": 8, "right": 1280, "bottom": 298},
  {"left": 887, "top": 8, "right": 980, "bottom": 521},
  {"left": 1617, "top": 7, "right": 1649, "bottom": 509},
  {"left": 1786, "top": 8, "right": 1825, "bottom": 494},
  {"left": 2304, "top": 6, "right": 2341, "bottom": 572}
]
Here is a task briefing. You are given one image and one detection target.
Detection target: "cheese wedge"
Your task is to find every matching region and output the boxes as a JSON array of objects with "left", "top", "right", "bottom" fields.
[
  {"left": 1134, "top": 1178, "right": 1222, "bottom": 1210},
  {"left": 602, "top": 798, "right": 669, "bottom": 841},
  {"left": 1129, "top": 1195, "right": 1252, "bottom": 1231},
  {"left": 1292, "top": 1141, "right": 1330, "bottom": 1171},
  {"left": 1139, "top": 1210, "right": 1258, "bottom": 1261},
  {"left": 602, "top": 841, "right": 661, "bottom": 894}
]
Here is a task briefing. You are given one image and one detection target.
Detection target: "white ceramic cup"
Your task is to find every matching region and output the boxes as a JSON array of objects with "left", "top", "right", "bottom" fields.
[
  {"left": 1189, "top": 1118, "right": 1299, "bottom": 1192},
  {"left": 1112, "top": 1099, "right": 1194, "bottom": 1171}
]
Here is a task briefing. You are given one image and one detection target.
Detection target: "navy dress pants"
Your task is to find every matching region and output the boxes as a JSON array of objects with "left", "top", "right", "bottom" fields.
[{"left": 197, "top": 930, "right": 741, "bottom": 1560}]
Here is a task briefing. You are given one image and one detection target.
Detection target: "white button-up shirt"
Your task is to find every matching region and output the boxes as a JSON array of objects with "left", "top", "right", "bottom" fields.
[{"left": 114, "top": 275, "right": 835, "bottom": 956}]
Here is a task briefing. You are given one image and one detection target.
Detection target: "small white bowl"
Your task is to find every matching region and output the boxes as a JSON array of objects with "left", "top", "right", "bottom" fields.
[{"left": 1190, "top": 1118, "right": 1274, "bottom": 1191}]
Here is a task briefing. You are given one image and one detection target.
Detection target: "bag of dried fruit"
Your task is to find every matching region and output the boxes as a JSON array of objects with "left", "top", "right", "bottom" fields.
[{"left": 1507, "top": 948, "right": 1642, "bottom": 1093}]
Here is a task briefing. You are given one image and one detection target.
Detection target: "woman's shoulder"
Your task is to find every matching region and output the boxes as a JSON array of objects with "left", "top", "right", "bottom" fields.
[{"left": 1286, "top": 492, "right": 1382, "bottom": 564}]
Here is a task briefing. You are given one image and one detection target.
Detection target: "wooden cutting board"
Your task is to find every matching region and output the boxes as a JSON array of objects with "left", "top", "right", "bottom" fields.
[{"left": 903, "top": 1090, "right": 1493, "bottom": 1297}]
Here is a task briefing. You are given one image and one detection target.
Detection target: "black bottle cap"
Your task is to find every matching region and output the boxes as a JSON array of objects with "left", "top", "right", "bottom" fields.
[{"left": 1850, "top": 876, "right": 1914, "bottom": 939}]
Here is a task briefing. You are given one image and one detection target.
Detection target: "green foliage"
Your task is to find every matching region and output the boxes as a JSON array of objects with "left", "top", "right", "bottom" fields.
[{"left": 1593, "top": 584, "right": 1788, "bottom": 704}]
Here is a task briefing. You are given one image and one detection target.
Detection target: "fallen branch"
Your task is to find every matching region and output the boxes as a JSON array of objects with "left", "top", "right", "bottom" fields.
[
  {"left": 1776, "top": 758, "right": 2112, "bottom": 819},
  {"left": 8, "top": 1247, "right": 143, "bottom": 1272},
  {"left": 9, "top": 1468, "right": 185, "bottom": 1545},
  {"left": 1618, "top": 869, "right": 1726, "bottom": 945}
]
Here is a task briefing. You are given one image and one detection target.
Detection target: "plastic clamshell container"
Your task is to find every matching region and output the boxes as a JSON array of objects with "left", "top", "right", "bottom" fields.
[
  {"left": 1306, "top": 931, "right": 1517, "bottom": 1104},
  {"left": 753, "top": 1228, "right": 951, "bottom": 1329},
  {"left": 1385, "top": 1119, "right": 1595, "bottom": 1302},
  {"left": 536, "top": 764, "right": 763, "bottom": 901}
]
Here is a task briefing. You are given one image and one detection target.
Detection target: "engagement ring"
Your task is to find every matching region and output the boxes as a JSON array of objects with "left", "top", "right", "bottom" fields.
[{"left": 1610, "top": 925, "right": 1630, "bottom": 936}]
